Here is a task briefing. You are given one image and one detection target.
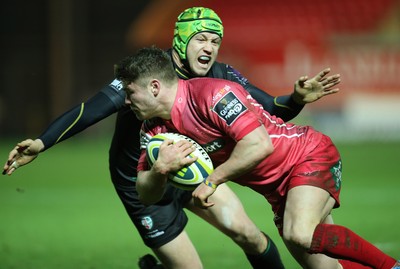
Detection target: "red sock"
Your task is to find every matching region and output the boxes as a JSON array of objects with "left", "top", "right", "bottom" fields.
[{"left": 309, "top": 224, "right": 396, "bottom": 269}]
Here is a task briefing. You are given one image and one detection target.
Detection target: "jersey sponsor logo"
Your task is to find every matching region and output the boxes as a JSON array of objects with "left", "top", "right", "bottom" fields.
[
  {"left": 109, "top": 79, "right": 124, "bottom": 92},
  {"left": 201, "top": 139, "right": 225, "bottom": 154},
  {"left": 141, "top": 216, "right": 153, "bottom": 230},
  {"left": 213, "top": 91, "right": 247, "bottom": 125}
]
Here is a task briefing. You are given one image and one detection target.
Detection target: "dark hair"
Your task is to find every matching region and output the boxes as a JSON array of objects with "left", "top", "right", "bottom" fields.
[{"left": 115, "top": 46, "right": 177, "bottom": 86}]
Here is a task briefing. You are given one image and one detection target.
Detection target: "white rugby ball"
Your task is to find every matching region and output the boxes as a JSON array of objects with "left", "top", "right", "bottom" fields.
[{"left": 146, "top": 133, "right": 214, "bottom": 190}]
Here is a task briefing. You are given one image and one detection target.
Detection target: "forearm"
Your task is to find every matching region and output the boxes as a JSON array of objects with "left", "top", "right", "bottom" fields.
[
  {"left": 38, "top": 89, "right": 122, "bottom": 150},
  {"left": 270, "top": 94, "right": 304, "bottom": 122},
  {"left": 207, "top": 126, "right": 273, "bottom": 186},
  {"left": 137, "top": 163, "right": 169, "bottom": 205}
]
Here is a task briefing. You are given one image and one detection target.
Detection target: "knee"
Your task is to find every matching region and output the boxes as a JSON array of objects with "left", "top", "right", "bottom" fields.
[
  {"left": 222, "top": 216, "right": 256, "bottom": 242},
  {"left": 206, "top": 185, "right": 266, "bottom": 253},
  {"left": 282, "top": 224, "right": 314, "bottom": 250},
  {"left": 223, "top": 220, "right": 267, "bottom": 254}
]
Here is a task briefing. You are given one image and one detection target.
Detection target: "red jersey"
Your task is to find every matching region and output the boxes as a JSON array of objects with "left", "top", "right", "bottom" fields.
[{"left": 138, "top": 78, "right": 340, "bottom": 201}]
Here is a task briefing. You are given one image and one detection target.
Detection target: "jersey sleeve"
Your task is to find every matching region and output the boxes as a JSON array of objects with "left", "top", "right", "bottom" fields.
[
  {"left": 225, "top": 65, "right": 304, "bottom": 122},
  {"left": 38, "top": 79, "right": 126, "bottom": 150}
]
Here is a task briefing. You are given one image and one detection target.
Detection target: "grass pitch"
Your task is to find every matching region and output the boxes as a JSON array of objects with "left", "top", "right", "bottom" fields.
[{"left": 0, "top": 137, "right": 399, "bottom": 268}]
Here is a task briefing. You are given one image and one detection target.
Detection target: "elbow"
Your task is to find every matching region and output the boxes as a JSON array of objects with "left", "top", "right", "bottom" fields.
[
  {"left": 260, "top": 141, "right": 274, "bottom": 160},
  {"left": 136, "top": 177, "right": 165, "bottom": 205},
  {"left": 137, "top": 189, "right": 162, "bottom": 206},
  {"left": 249, "top": 142, "right": 273, "bottom": 166},
  {"left": 266, "top": 143, "right": 274, "bottom": 156},
  {"left": 247, "top": 129, "right": 274, "bottom": 164},
  {"left": 136, "top": 182, "right": 161, "bottom": 206}
]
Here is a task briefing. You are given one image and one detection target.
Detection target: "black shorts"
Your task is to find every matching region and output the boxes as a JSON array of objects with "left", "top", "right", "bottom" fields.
[{"left": 110, "top": 167, "right": 192, "bottom": 249}]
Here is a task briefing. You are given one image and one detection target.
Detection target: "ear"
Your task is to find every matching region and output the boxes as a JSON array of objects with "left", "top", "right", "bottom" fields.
[{"left": 150, "top": 79, "right": 161, "bottom": 97}]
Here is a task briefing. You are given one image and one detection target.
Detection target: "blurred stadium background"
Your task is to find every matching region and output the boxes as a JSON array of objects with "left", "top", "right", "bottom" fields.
[
  {"left": 1, "top": 0, "right": 400, "bottom": 268},
  {"left": 1, "top": 0, "right": 400, "bottom": 140}
]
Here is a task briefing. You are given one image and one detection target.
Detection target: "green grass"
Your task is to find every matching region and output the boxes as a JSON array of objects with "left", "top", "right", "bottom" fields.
[{"left": 0, "top": 137, "right": 399, "bottom": 269}]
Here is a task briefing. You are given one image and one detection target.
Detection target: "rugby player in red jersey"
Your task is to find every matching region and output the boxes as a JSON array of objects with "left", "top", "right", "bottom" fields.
[{"left": 116, "top": 46, "right": 399, "bottom": 269}]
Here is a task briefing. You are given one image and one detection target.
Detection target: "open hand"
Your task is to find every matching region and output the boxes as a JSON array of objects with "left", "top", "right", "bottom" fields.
[
  {"left": 2, "top": 139, "right": 44, "bottom": 175},
  {"left": 292, "top": 68, "right": 341, "bottom": 105}
]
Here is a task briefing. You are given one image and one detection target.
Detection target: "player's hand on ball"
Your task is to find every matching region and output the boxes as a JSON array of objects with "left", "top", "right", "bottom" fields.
[
  {"left": 292, "top": 67, "right": 341, "bottom": 105},
  {"left": 192, "top": 181, "right": 217, "bottom": 209},
  {"left": 153, "top": 139, "right": 197, "bottom": 175},
  {"left": 2, "top": 139, "right": 44, "bottom": 175}
]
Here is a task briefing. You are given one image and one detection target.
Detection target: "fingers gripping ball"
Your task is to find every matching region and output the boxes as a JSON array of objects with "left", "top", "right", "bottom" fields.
[{"left": 146, "top": 133, "right": 214, "bottom": 190}]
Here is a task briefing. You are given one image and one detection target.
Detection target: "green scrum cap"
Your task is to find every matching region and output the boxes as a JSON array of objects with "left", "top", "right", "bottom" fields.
[{"left": 173, "top": 7, "right": 224, "bottom": 60}]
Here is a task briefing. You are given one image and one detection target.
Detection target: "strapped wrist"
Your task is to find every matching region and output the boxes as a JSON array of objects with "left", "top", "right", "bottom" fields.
[{"left": 203, "top": 178, "right": 218, "bottom": 189}]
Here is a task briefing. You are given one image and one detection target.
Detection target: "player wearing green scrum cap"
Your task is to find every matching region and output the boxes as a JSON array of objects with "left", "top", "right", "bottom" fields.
[
  {"left": 171, "top": 7, "right": 225, "bottom": 78},
  {"left": 3, "top": 6, "right": 340, "bottom": 269},
  {"left": 173, "top": 7, "right": 224, "bottom": 61}
]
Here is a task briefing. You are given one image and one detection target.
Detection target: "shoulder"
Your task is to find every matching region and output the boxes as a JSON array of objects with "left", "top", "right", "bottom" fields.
[
  {"left": 186, "top": 77, "right": 245, "bottom": 103},
  {"left": 209, "top": 62, "right": 249, "bottom": 86},
  {"left": 208, "top": 61, "right": 228, "bottom": 79},
  {"left": 187, "top": 77, "right": 238, "bottom": 91}
]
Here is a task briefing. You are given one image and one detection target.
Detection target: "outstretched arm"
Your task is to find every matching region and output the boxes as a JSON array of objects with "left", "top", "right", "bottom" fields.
[
  {"left": 2, "top": 80, "right": 125, "bottom": 176},
  {"left": 38, "top": 83, "right": 125, "bottom": 150}
]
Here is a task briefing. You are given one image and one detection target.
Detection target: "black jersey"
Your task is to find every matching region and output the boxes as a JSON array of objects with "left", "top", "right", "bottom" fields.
[{"left": 38, "top": 49, "right": 304, "bottom": 180}]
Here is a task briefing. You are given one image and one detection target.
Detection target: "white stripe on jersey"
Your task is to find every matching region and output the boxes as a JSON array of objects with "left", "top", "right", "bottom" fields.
[
  {"left": 263, "top": 112, "right": 297, "bottom": 129},
  {"left": 269, "top": 133, "right": 305, "bottom": 139},
  {"left": 263, "top": 112, "right": 305, "bottom": 139}
]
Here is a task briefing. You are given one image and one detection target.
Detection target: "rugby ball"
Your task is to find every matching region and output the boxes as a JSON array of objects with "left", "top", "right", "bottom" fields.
[{"left": 146, "top": 133, "right": 213, "bottom": 190}]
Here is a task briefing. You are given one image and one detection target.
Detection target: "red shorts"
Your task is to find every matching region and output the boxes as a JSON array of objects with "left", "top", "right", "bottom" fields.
[{"left": 269, "top": 134, "right": 342, "bottom": 236}]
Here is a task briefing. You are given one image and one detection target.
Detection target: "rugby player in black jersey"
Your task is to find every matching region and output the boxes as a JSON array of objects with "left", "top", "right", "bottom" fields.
[{"left": 3, "top": 7, "right": 340, "bottom": 269}]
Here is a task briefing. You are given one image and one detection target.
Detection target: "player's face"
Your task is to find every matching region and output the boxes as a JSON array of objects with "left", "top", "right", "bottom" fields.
[
  {"left": 186, "top": 32, "right": 221, "bottom": 77},
  {"left": 124, "top": 82, "right": 157, "bottom": 120}
]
